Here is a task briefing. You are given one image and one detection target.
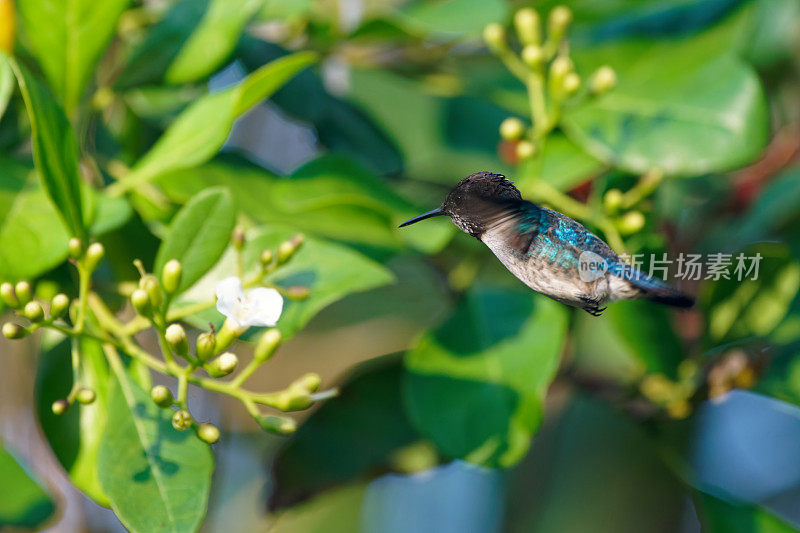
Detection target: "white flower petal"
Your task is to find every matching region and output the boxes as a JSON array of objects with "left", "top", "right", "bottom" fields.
[
  {"left": 240, "top": 287, "right": 283, "bottom": 327},
  {"left": 215, "top": 276, "right": 245, "bottom": 324}
]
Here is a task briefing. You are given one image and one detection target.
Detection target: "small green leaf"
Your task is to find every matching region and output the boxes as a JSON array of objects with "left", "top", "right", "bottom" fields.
[
  {"left": 0, "top": 445, "right": 55, "bottom": 529},
  {"left": 36, "top": 338, "right": 111, "bottom": 506},
  {"left": 7, "top": 58, "right": 86, "bottom": 240},
  {"left": 110, "top": 52, "right": 316, "bottom": 195},
  {"left": 166, "top": 0, "right": 264, "bottom": 84},
  {"left": 694, "top": 490, "right": 798, "bottom": 532},
  {"left": 155, "top": 187, "right": 236, "bottom": 294},
  {"left": 16, "top": 0, "right": 129, "bottom": 113},
  {"left": 395, "top": 0, "right": 508, "bottom": 37},
  {"left": 0, "top": 57, "right": 11, "bottom": 120},
  {"left": 564, "top": 32, "right": 769, "bottom": 176},
  {"left": 403, "top": 288, "right": 568, "bottom": 468},
  {"left": 98, "top": 366, "right": 213, "bottom": 533}
]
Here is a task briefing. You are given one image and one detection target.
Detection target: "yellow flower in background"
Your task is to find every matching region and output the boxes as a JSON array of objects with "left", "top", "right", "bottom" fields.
[{"left": 0, "top": 0, "right": 15, "bottom": 54}]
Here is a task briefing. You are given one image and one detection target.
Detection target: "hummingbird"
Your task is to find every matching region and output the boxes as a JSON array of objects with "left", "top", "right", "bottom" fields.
[{"left": 399, "top": 172, "right": 693, "bottom": 316}]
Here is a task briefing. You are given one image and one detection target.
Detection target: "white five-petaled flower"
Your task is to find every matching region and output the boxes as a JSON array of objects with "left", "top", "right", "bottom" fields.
[{"left": 215, "top": 277, "right": 283, "bottom": 328}]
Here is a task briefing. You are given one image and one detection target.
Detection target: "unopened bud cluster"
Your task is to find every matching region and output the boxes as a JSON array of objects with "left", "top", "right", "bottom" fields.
[{"left": 486, "top": 6, "right": 617, "bottom": 163}]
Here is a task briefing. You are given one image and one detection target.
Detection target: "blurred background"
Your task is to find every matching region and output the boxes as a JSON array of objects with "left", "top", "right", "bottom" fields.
[{"left": 2, "top": 0, "right": 800, "bottom": 531}]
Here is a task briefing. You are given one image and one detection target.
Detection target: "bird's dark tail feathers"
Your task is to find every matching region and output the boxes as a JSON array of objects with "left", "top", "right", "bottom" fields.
[{"left": 641, "top": 286, "right": 695, "bottom": 309}]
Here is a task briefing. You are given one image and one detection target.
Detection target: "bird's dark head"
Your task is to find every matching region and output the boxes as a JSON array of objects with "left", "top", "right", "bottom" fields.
[{"left": 399, "top": 172, "right": 522, "bottom": 237}]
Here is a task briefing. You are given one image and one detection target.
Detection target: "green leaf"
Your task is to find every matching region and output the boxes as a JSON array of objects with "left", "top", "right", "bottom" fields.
[
  {"left": 349, "top": 68, "right": 509, "bottom": 185},
  {"left": 16, "top": 0, "right": 129, "bottom": 113},
  {"left": 403, "top": 288, "right": 568, "bottom": 468},
  {"left": 694, "top": 490, "right": 799, "bottom": 532},
  {"left": 155, "top": 154, "right": 453, "bottom": 252},
  {"left": 35, "top": 338, "right": 111, "bottom": 505},
  {"left": 395, "top": 0, "right": 508, "bottom": 37},
  {"left": 109, "top": 52, "right": 315, "bottom": 195},
  {"left": 166, "top": 0, "right": 264, "bottom": 84},
  {"left": 178, "top": 225, "right": 395, "bottom": 339},
  {"left": 0, "top": 57, "right": 11, "bottom": 120},
  {"left": 563, "top": 32, "right": 769, "bottom": 176},
  {"left": 519, "top": 133, "right": 605, "bottom": 193},
  {"left": 155, "top": 187, "right": 236, "bottom": 294},
  {"left": 0, "top": 445, "right": 55, "bottom": 529},
  {"left": 8, "top": 59, "right": 87, "bottom": 239},
  {"left": 115, "top": 0, "right": 209, "bottom": 89},
  {"left": 98, "top": 366, "right": 213, "bottom": 533}
]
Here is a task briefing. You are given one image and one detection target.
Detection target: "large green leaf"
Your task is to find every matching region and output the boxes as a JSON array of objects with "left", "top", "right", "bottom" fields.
[
  {"left": 155, "top": 187, "right": 236, "bottom": 294},
  {"left": 694, "top": 490, "right": 799, "bottom": 532},
  {"left": 0, "top": 445, "right": 55, "bottom": 529},
  {"left": 563, "top": 29, "right": 769, "bottom": 176},
  {"left": 403, "top": 288, "right": 568, "bottom": 467},
  {"left": 108, "top": 52, "right": 316, "bottom": 195},
  {"left": 178, "top": 225, "right": 395, "bottom": 339},
  {"left": 166, "top": 0, "right": 263, "bottom": 84},
  {"left": 35, "top": 338, "right": 111, "bottom": 505},
  {"left": 0, "top": 156, "right": 131, "bottom": 280},
  {"left": 8, "top": 59, "right": 86, "bottom": 239},
  {"left": 155, "top": 153, "right": 453, "bottom": 252},
  {"left": 98, "top": 366, "right": 213, "bottom": 533},
  {"left": 16, "top": 0, "right": 129, "bottom": 113}
]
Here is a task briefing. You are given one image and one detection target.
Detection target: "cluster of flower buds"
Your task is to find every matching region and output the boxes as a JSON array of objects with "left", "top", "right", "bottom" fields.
[
  {"left": 485, "top": 6, "right": 617, "bottom": 164},
  {"left": 639, "top": 360, "right": 702, "bottom": 419},
  {"left": 603, "top": 169, "right": 663, "bottom": 235}
]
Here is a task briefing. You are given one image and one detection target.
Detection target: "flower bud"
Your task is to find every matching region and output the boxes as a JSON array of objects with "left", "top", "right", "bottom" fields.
[
  {"left": 151, "top": 385, "right": 174, "bottom": 407},
  {"left": 666, "top": 399, "right": 691, "bottom": 420},
  {"left": 277, "top": 235, "right": 304, "bottom": 265},
  {"left": 76, "top": 388, "right": 96, "bottom": 404},
  {"left": 618, "top": 211, "right": 646, "bottom": 235},
  {"left": 516, "top": 140, "right": 537, "bottom": 161},
  {"left": 85, "top": 242, "right": 105, "bottom": 272},
  {"left": 271, "top": 389, "right": 313, "bottom": 411},
  {"left": 286, "top": 286, "right": 310, "bottom": 301},
  {"left": 50, "top": 294, "right": 70, "bottom": 319},
  {"left": 2, "top": 322, "right": 27, "bottom": 339},
  {"left": 232, "top": 226, "right": 245, "bottom": 250},
  {"left": 549, "top": 56, "right": 572, "bottom": 80},
  {"left": 260, "top": 249, "right": 273, "bottom": 267},
  {"left": 207, "top": 352, "right": 238, "bottom": 377},
  {"left": 196, "top": 332, "right": 216, "bottom": 362},
  {"left": 165, "top": 324, "right": 189, "bottom": 356},
  {"left": 215, "top": 318, "right": 246, "bottom": 353},
  {"left": 140, "top": 275, "right": 162, "bottom": 309},
  {"left": 292, "top": 372, "right": 322, "bottom": 393},
  {"left": 172, "top": 409, "right": 193, "bottom": 431},
  {"left": 51, "top": 399, "right": 70, "bottom": 415},
  {"left": 0, "top": 282, "right": 19, "bottom": 308},
  {"left": 68, "top": 238, "right": 83, "bottom": 259},
  {"left": 161, "top": 259, "right": 182, "bottom": 295},
  {"left": 563, "top": 72, "right": 581, "bottom": 94},
  {"left": 482, "top": 23, "right": 506, "bottom": 51},
  {"left": 499, "top": 117, "right": 526, "bottom": 141},
  {"left": 14, "top": 281, "right": 31, "bottom": 305},
  {"left": 521, "top": 45, "right": 544, "bottom": 68},
  {"left": 255, "top": 328, "right": 281, "bottom": 363},
  {"left": 591, "top": 66, "right": 617, "bottom": 94},
  {"left": 604, "top": 189, "right": 623, "bottom": 213},
  {"left": 23, "top": 301, "right": 44, "bottom": 322},
  {"left": 547, "top": 5, "right": 572, "bottom": 42},
  {"left": 131, "top": 289, "right": 151, "bottom": 316},
  {"left": 197, "top": 423, "right": 220, "bottom": 444},
  {"left": 514, "top": 8, "right": 541, "bottom": 46},
  {"left": 257, "top": 415, "right": 296, "bottom": 435}
]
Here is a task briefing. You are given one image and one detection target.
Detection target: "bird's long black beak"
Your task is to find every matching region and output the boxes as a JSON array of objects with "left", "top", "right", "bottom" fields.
[{"left": 399, "top": 207, "right": 445, "bottom": 228}]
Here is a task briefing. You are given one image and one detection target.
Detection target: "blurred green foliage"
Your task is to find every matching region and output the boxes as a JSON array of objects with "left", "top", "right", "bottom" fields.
[{"left": 0, "top": 0, "right": 799, "bottom": 531}]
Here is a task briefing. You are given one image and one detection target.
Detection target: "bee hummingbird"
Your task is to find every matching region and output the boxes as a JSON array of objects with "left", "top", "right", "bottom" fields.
[{"left": 400, "top": 172, "right": 693, "bottom": 316}]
